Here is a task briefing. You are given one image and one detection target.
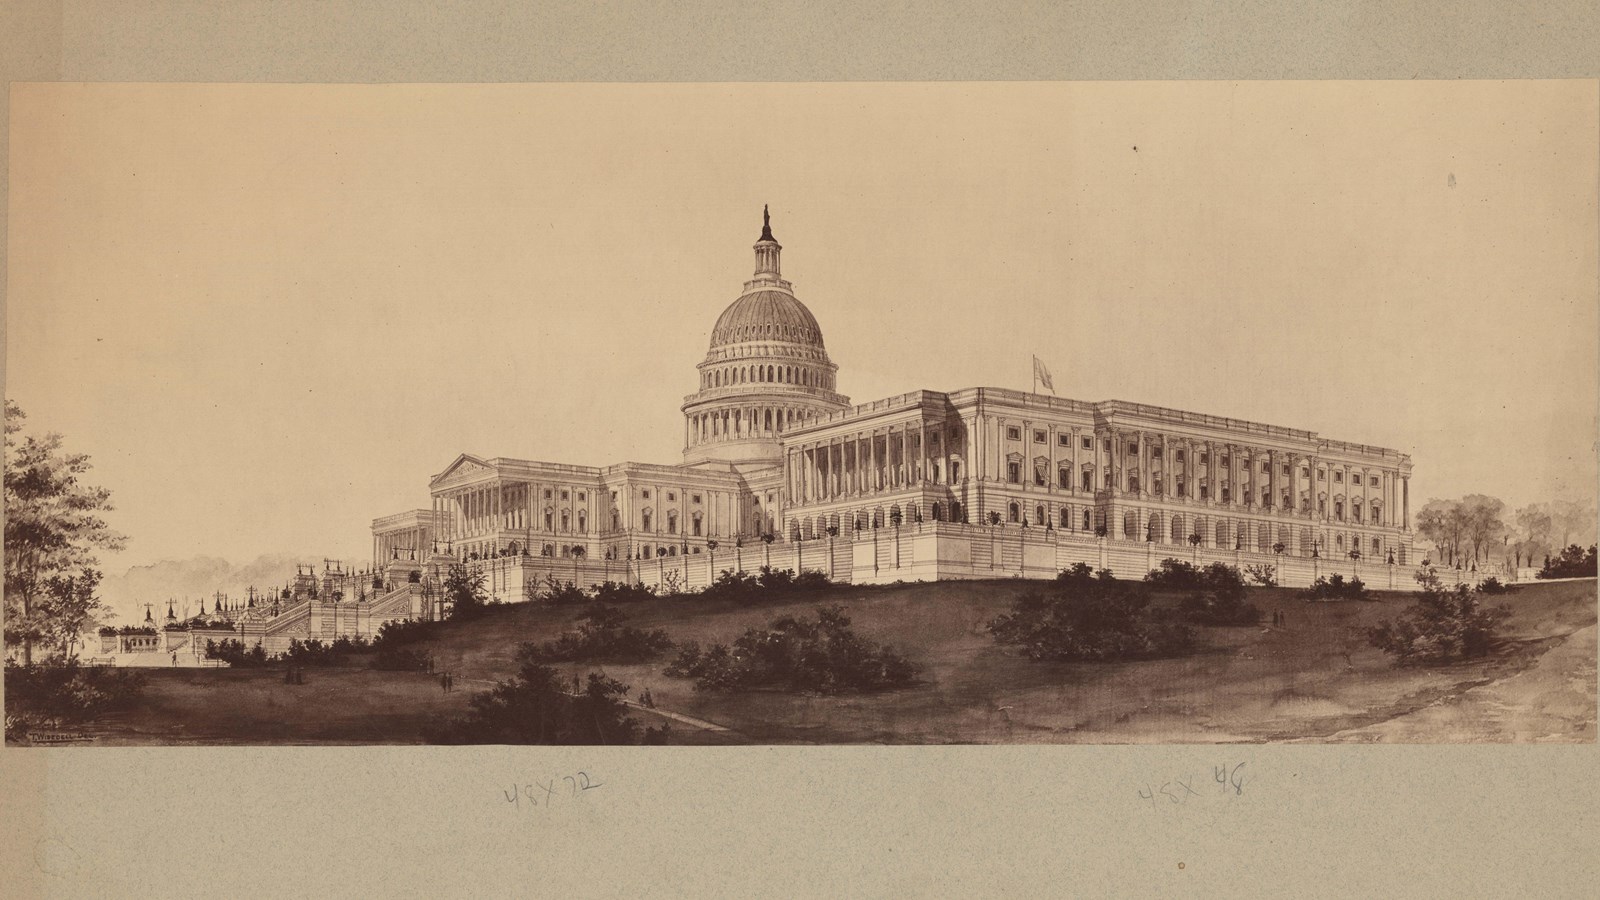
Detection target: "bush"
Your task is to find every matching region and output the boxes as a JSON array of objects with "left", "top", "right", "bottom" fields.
[
  {"left": 1145, "top": 559, "right": 1248, "bottom": 599},
  {"left": 282, "top": 636, "right": 370, "bottom": 666},
  {"left": 665, "top": 605, "right": 917, "bottom": 694},
  {"left": 520, "top": 605, "right": 674, "bottom": 664},
  {"left": 1536, "top": 544, "right": 1597, "bottom": 579},
  {"left": 4, "top": 660, "right": 147, "bottom": 729},
  {"left": 592, "top": 581, "right": 658, "bottom": 604},
  {"left": 1304, "top": 574, "right": 1370, "bottom": 601},
  {"left": 1476, "top": 576, "right": 1511, "bottom": 595},
  {"left": 444, "top": 564, "right": 490, "bottom": 619},
  {"left": 204, "top": 638, "right": 270, "bottom": 667},
  {"left": 990, "top": 563, "right": 1195, "bottom": 661},
  {"left": 425, "top": 665, "right": 646, "bottom": 745},
  {"left": 697, "top": 566, "right": 832, "bottom": 605},
  {"left": 1243, "top": 564, "right": 1278, "bottom": 587},
  {"left": 371, "top": 618, "right": 440, "bottom": 649},
  {"left": 1368, "top": 568, "right": 1511, "bottom": 665},
  {"left": 532, "top": 573, "right": 589, "bottom": 605}
]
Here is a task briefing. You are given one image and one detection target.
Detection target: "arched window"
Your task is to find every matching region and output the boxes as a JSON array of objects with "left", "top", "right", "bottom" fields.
[
  {"left": 1035, "top": 505, "right": 1046, "bottom": 526},
  {"left": 767, "top": 365, "right": 774, "bottom": 381},
  {"left": 1007, "top": 502, "right": 1020, "bottom": 523},
  {"left": 931, "top": 502, "right": 944, "bottom": 522},
  {"left": 1060, "top": 507, "right": 1072, "bottom": 529},
  {"left": 668, "top": 511, "right": 678, "bottom": 535},
  {"left": 1083, "top": 509, "right": 1092, "bottom": 531}
]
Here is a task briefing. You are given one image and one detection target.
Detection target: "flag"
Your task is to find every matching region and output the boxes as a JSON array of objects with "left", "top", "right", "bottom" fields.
[{"left": 1033, "top": 355, "right": 1055, "bottom": 394}]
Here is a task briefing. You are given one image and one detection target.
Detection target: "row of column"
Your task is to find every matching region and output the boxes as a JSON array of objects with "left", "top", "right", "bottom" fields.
[
  {"left": 689, "top": 405, "right": 805, "bottom": 446},
  {"left": 790, "top": 420, "right": 957, "bottom": 503}
]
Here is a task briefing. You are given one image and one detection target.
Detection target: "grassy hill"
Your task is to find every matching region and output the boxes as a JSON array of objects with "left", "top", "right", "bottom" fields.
[{"left": 75, "top": 575, "right": 1597, "bottom": 745}]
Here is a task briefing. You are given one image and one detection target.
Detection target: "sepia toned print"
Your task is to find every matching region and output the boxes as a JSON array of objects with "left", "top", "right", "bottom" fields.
[{"left": 5, "top": 82, "right": 1596, "bottom": 746}]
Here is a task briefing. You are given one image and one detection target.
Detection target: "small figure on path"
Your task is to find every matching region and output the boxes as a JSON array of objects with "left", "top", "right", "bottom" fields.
[{"left": 171, "top": 651, "right": 178, "bottom": 667}]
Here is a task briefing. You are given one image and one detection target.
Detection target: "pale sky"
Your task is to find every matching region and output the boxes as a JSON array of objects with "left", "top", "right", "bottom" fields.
[{"left": 7, "top": 82, "right": 1597, "bottom": 576}]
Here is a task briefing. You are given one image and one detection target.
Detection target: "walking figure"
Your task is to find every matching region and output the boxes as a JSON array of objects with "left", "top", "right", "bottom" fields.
[
  {"left": 440, "top": 672, "right": 449, "bottom": 693},
  {"left": 171, "top": 651, "right": 178, "bottom": 667}
]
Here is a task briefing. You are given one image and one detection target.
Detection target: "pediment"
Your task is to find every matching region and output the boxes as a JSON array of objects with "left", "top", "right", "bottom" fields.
[{"left": 431, "top": 454, "right": 495, "bottom": 487}]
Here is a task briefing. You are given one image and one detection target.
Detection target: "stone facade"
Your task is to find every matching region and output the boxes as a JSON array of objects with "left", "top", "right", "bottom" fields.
[{"left": 366, "top": 212, "right": 1415, "bottom": 602}]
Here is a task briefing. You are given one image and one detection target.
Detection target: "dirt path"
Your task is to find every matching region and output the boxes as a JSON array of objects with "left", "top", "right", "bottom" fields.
[{"left": 1313, "top": 624, "right": 1597, "bottom": 743}]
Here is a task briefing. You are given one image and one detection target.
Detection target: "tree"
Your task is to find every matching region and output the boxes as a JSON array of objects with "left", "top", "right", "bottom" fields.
[
  {"left": 1415, "top": 498, "right": 1465, "bottom": 565},
  {"left": 427, "top": 663, "right": 644, "bottom": 745},
  {"left": 443, "top": 563, "right": 488, "bottom": 620},
  {"left": 1549, "top": 499, "right": 1596, "bottom": 550},
  {"left": 1514, "top": 502, "right": 1553, "bottom": 567},
  {"left": 989, "top": 563, "right": 1195, "bottom": 661},
  {"left": 4, "top": 401, "right": 126, "bottom": 665},
  {"left": 1368, "top": 568, "right": 1511, "bottom": 664},
  {"left": 1457, "top": 494, "right": 1506, "bottom": 564}
]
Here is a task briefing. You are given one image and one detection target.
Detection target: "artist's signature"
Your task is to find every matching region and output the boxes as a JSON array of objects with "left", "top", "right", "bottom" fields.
[
  {"left": 1138, "top": 762, "right": 1247, "bottom": 810},
  {"left": 503, "top": 772, "right": 603, "bottom": 812}
]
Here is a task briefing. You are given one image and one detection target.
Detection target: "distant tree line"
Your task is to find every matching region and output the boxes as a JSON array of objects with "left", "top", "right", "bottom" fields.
[{"left": 1415, "top": 495, "right": 1596, "bottom": 570}]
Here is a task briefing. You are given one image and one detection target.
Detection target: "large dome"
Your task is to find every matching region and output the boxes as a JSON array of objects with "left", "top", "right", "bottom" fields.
[{"left": 710, "top": 290, "right": 825, "bottom": 349}]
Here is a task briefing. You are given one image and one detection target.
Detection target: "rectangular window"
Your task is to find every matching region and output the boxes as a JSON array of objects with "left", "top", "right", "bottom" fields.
[
  {"left": 1127, "top": 443, "right": 1138, "bottom": 456},
  {"left": 1007, "top": 461, "right": 1020, "bottom": 484},
  {"left": 1103, "top": 472, "right": 1113, "bottom": 489},
  {"left": 561, "top": 490, "right": 570, "bottom": 501},
  {"left": 544, "top": 489, "right": 553, "bottom": 499},
  {"left": 1058, "top": 434, "right": 1071, "bottom": 447},
  {"left": 1261, "top": 462, "right": 1270, "bottom": 473},
  {"left": 1200, "top": 485, "right": 1209, "bottom": 500},
  {"left": 1370, "top": 476, "right": 1380, "bottom": 487},
  {"left": 692, "top": 494, "right": 702, "bottom": 504},
  {"left": 1302, "top": 467, "right": 1310, "bottom": 478},
  {"left": 577, "top": 492, "right": 586, "bottom": 502},
  {"left": 642, "top": 490, "right": 650, "bottom": 499},
  {"left": 1317, "top": 470, "right": 1325, "bottom": 481},
  {"left": 1222, "top": 487, "right": 1231, "bottom": 503},
  {"left": 1006, "top": 426, "right": 1021, "bottom": 441},
  {"left": 1033, "top": 464, "right": 1046, "bottom": 486},
  {"left": 1129, "top": 475, "right": 1140, "bottom": 493},
  {"left": 1200, "top": 452, "right": 1209, "bottom": 465},
  {"left": 667, "top": 492, "right": 676, "bottom": 501},
  {"left": 1152, "top": 447, "right": 1163, "bottom": 459},
  {"left": 1103, "top": 439, "right": 1111, "bottom": 453},
  {"left": 1333, "top": 472, "right": 1343, "bottom": 483},
  {"left": 1083, "top": 436, "right": 1093, "bottom": 450},
  {"left": 1033, "top": 430, "right": 1046, "bottom": 443},
  {"left": 1059, "top": 468, "right": 1071, "bottom": 489},
  {"left": 1221, "top": 455, "right": 1231, "bottom": 467},
  {"left": 1176, "top": 450, "right": 1186, "bottom": 463}
]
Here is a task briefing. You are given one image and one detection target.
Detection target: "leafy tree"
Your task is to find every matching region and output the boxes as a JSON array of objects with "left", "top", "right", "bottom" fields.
[
  {"left": 444, "top": 563, "right": 489, "bottom": 620},
  {"left": 1458, "top": 494, "right": 1507, "bottom": 565},
  {"left": 4, "top": 401, "right": 127, "bottom": 664},
  {"left": 1536, "top": 544, "right": 1598, "bottom": 579},
  {"left": 988, "top": 563, "right": 1195, "bottom": 661},
  {"left": 1368, "top": 568, "right": 1511, "bottom": 664},
  {"left": 426, "top": 664, "right": 643, "bottom": 745},
  {"left": 1303, "top": 574, "right": 1370, "bottom": 601}
]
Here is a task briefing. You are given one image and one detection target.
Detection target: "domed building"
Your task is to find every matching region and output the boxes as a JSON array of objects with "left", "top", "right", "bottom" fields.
[
  {"left": 682, "top": 207, "right": 849, "bottom": 470},
  {"left": 353, "top": 206, "right": 1416, "bottom": 620}
]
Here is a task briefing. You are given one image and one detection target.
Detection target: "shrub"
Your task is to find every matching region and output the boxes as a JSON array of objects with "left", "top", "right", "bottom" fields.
[
  {"left": 1368, "top": 568, "right": 1511, "bottom": 665},
  {"left": 520, "top": 604, "right": 673, "bottom": 664},
  {"left": 371, "top": 618, "right": 440, "bottom": 649},
  {"left": 1243, "top": 564, "right": 1278, "bottom": 587},
  {"left": 696, "top": 567, "right": 833, "bottom": 605},
  {"left": 592, "top": 581, "right": 657, "bottom": 604},
  {"left": 204, "top": 638, "right": 270, "bottom": 667},
  {"left": 1476, "top": 576, "right": 1511, "bottom": 595},
  {"left": 991, "top": 564, "right": 1195, "bottom": 661},
  {"left": 1304, "top": 574, "right": 1370, "bottom": 601},
  {"left": 665, "top": 605, "right": 917, "bottom": 694},
  {"left": 532, "top": 573, "right": 589, "bottom": 606},
  {"left": 1536, "top": 544, "right": 1597, "bottom": 579},
  {"left": 425, "top": 665, "right": 646, "bottom": 745},
  {"left": 282, "top": 637, "right": 369, "bottom": 666},
  {"left": 444, "top": 564, "right": 490, "bottom": 620},
  {"left": 1145, "top": 559, "right": 1248, "bottom": 600},
  {"left": 4, "top": 660, "right": 147, "bottom": 728}
]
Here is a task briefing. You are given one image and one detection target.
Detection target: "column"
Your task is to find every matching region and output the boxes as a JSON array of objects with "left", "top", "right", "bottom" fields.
[{"left": 1402, "top": 475, "right": 1410, "bottom": 529}]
